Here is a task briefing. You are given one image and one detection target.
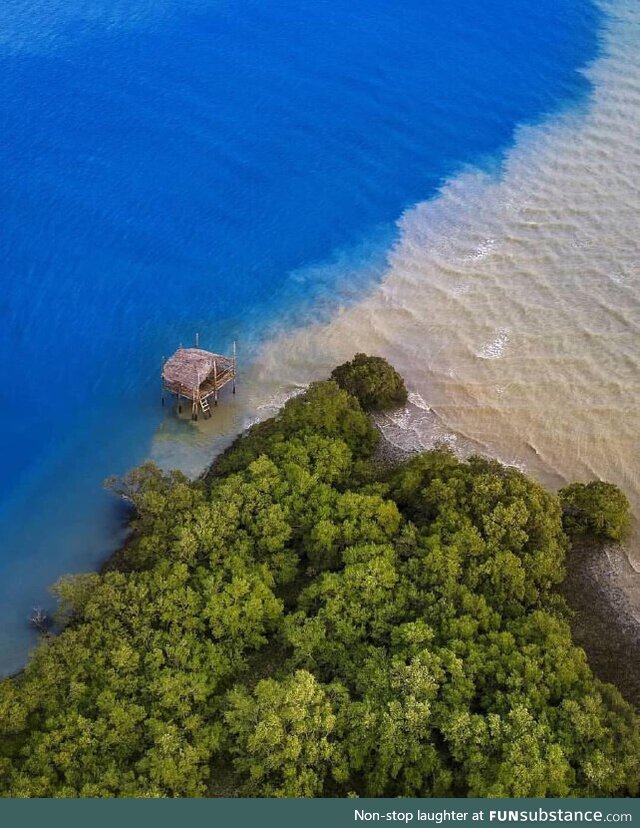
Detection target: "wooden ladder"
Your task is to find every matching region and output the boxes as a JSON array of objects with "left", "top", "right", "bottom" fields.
[{"left": 200, "top": 398, "right": 211, "bottom": 416}]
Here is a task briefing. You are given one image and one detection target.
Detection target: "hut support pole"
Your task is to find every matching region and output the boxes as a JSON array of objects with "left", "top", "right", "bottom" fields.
[
  {"left": 194, "top": 370, "right": 200, "bottom": 420},
  {"left": 161, "top": 356, "right": 166, "bottom": 407}
]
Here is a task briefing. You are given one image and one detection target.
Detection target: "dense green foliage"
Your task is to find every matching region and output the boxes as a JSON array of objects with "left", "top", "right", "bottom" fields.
[
  {"left": 330, "top": 353, "right": 408, "bottom": 411},
  {"left": 208, "top": 379, "right": 379, "bottom": 480},
  {"left": 559, "top": 481, "right": 632, "bottom": 542},
  {"left": 0, "top": 370, "right": 638, "bottom": 797}
]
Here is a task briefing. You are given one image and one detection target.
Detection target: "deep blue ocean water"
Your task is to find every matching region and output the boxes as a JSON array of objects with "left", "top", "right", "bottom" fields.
[{"left": 0, "top": 0, "right": 599, "bottom": 673}]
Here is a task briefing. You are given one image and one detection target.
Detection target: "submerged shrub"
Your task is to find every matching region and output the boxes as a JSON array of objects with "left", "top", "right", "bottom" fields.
[
  {"left": 330, "top": 353, "right": 408, "bottom": 411},
  {"left": 559, "top": 480, "right": 631, "bottom": 542}
]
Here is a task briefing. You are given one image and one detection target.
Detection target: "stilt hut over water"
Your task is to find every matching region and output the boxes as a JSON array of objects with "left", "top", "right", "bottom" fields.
[{"left": 162, "top": 341, "right": 236, "bottom": 420}]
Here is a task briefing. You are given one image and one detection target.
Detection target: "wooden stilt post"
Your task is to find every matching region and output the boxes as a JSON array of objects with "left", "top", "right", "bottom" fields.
[
  {"left": 161, "top": 356, "right": 165, "bottom": 406},
  {"left": 193, "top": 369, "right": 200, "bottom": 420},
  {"left": 232, "top": 340, "right": 237, "bottom": 394},
  {"left": 213, "top": 359, "right": 218, "bottom": 406}
]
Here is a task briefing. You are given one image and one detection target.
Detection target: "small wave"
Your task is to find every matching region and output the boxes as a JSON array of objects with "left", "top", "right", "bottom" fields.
[
  {"left": 256, "top": 385, "right": 307, "bottom": 414},
  {"left": 408, "top": 391, "right": 431, "bottom": 411},
  {"left": 500, "top": 457, "right": 527, "bottom": 473},
  {"left": 476, "top": 329, "right": 510, "bottom": 360},
  {"left": 463, "top": 237, "right": 496, "bottom": 262},
  {"left": 449, "top": 282, "right": 472, "bottom": 296}
]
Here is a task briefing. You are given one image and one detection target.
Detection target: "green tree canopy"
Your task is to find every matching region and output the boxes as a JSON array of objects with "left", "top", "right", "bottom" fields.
[
  {"left": 209, "top": 380, "right": 379, "bottom": 479},
  {"left": 0, "top": 360, "right": 637, "bottom": 798},
  {"left": 330, "top": 353, "right": 408, "bottom": 411},
  {"left": 224, "top": 670, "right": 346, "bottom": 797},
  {"left": 559, "top": 480, "right": 632, "bottom": 542}
]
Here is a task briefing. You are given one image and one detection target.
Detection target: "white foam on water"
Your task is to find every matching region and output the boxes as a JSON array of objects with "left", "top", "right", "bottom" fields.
[
  {"left": 408, "top": 391, "right": 431, "bottom": 411},
  {"left": 476, "top": 329, "right": 510, "bottom": 360},
  {"left": 374, "top": 406, "right": 459, "bottom": 455},
  {"left": 255, "top": 385, "right": 307, "bottom": 415},
  {"left": 464, "top": 237, "right": 497, "bottom": 262}
]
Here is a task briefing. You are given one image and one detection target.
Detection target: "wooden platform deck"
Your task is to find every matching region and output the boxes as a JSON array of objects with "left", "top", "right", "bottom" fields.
[{"left": 162, "top": 363, "right": 235, "bottom": 402}]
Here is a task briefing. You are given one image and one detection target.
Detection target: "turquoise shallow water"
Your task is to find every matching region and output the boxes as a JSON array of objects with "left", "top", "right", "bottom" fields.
[{"left": 0, "top": 0, "right": 599, "bottom": 673}]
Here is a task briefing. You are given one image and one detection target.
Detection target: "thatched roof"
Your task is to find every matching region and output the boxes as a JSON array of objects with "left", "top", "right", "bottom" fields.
[{"left": 162, "top": 348, "right": 233, "bottom": 392}]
